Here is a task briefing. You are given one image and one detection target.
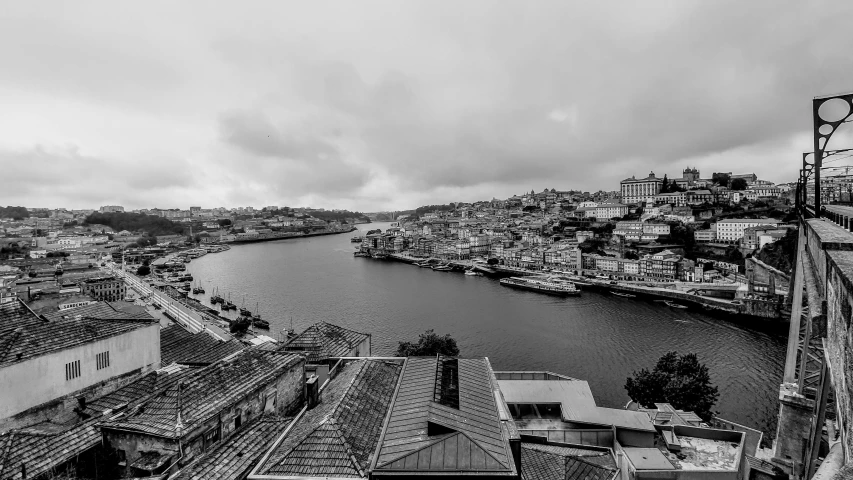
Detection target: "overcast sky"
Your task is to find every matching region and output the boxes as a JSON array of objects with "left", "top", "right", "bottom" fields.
[{"left": 2, "top": 1, "right": 853, "bottom": 211}]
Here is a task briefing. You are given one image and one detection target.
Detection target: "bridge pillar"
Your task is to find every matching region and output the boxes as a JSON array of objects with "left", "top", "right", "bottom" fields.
[{"left": 773, "top": 383, "right": 815, "bottom": 477}]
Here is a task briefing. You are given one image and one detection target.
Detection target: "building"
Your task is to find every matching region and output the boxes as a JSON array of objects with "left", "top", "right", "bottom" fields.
[
  {"left": 593, "top": 203, "right": 630, "bottom": 220},
  {"left": 716, "top": 218, "right": 779, "bottom": 244},
  {"left": 98, "top": 349, "right": 305, "bottom": 477},
  {"left": 0, "top": 300, "right": 160, "bottom": 428},
  {"left": 639, "top": 250, "right": 681, "bottom": 280},
  {"left": 251, "top": 355, "right": 520, "bottom": 479},
  {"left": 281, "top": 321, "right": 371, "bottom": 386},
  {"left": 694, "top": 228, "right": 717, "bottom": 243},
  {"left": 80, "top": 275, "right": 126, "bottom": 302},
  {"left": 99, "top": 205, "right": 125, "bottom": 213},
  {"left": 621, "top": 172, "right": 663, "bottom": 204}
]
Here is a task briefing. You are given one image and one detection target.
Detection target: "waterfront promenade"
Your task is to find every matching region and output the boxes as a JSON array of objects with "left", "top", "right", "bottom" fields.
[{"left": 103, "top": 263, "right": 231, "bottom": 341}]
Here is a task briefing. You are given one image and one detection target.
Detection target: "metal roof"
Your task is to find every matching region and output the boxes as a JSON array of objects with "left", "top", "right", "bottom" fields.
[
  {"left": 497, "top": 378, "right": 654, "bottom": 433},
  {"left": 373, "top": 357, "right": 516, "bottom": 475}
]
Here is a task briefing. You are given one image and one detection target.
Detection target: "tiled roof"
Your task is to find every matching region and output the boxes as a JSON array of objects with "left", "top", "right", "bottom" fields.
[
  {"left": 374, "top": 357, "right": 516, "bottom": 475},
  {"left": 160, "top": 324, "right": 244, "bottom": 366},
  {"left": 282, "top": 322, "right": 369, "bottom": 363},
  {"left": 173, "top": 415, "right": 293, "bottom": 480},
  {"left": 0, "top": 300, "right": 154, "bottom": 369},
  {"left": 99, "top": 349, "right": 302, "bottom": 439},
  {"left": 257, "top": 359, "right": 403, "bottom": 478},
  {"left": 521, "top": 443, "right": 617, "bottom": 480},
  {"left": 0, "top": 366, "right": 196, "bottom": 480},
  {"left": 41, "top": 301, "right": 153, "bottom": 322}
]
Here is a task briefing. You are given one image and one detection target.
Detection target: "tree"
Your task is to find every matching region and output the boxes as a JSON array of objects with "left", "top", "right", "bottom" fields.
[
  {"left": 661, "top": 175, "right": 670, "bottom": 193},
  {"left": 624, "top": 251, "right": 639, "bottom": 260},
  {"left": 218, "top": 218, "right": 232, "bottom": 227},
  {"left": 487, "top": 258, "right": 499, "bottom": 265},
  {"left": 137, "top": 265, "right": 151, "bottom": 276},
  {"left": 396, "top": 329, "right": 460, "bottom": 357},
  {"left": 625, "top": 351, "right": 719, "bottom": 421},
  {"left": 712, "top": 172, "right": 731, "bottom": 187},
  {"left": 730, "top": 178, "right": 748, "bottom": 190}
]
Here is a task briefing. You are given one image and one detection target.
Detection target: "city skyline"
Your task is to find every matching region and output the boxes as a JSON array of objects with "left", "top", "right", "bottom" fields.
[{"left": 2, "top": 1, "right": 852, "bottom": 211}]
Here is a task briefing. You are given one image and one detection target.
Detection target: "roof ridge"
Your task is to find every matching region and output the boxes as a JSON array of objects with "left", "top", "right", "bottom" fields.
[
  {"left": 375, "top": 431, "right": 456, "bottom": 468},
  {"left": 0, "top": 431, "right": 17, "bottom": 477},
  {"left": 328, "top": 360, "right": 368, "bottom": 421},
  {"left": 329, "top": 417, "right": 365, "bottom": 477}
]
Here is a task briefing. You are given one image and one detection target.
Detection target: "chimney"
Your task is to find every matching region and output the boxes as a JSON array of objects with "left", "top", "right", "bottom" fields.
[{"left": 306, "top": 375, "right": 319, "bottom": 409}]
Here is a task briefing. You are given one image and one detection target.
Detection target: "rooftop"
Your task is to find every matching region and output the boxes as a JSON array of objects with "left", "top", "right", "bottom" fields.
[
  {"left": 0, "top": 300, "right": 155, "bottom": 369},
  {"left": 173, "top": 415, "right": 293, "bottom": 480},
  {"left": 98, "top": 349, "right": 303, "bottom": 439},
  {"left": 254, "top": 358, "right": 403, "bottom": 478},
  {"left": 160, "top": 324, "right": 244, "bottom": 366},
  {"left": 521, "top": 442, "right": 617, "bottom": 480},
  {"left": 0, "top": 365, "right": 197, "bottom": 480},
  {"left": 372, "top": 356, "right": 517, "bottom": 476},
  {"left": 282, "top": 321, "right": 370, "bottom": 363},
  {"left": 496, "top": 377, "right": 654, "bottom": 433}
]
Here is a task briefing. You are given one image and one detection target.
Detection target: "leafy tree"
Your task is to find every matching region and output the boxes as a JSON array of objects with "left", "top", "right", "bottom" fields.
[
  {"left": 712, "top": 172, "right": 731, "bottom": 187},
  {"left": 730, "top": 178, "right": 748, "bottom": 190},
  {"left": 28, "top": 271, "right": 37, "bottom": 278},
  {"left": 625, "top": 351, "right": 719, "bottom": 421},
  {"left": 624, "top": 251, "right": 639, "bottom": 260},
  {"left": 487, "top": 258, "right": 499, "bottom": 265},
  {"left": 218, "top": 218, "right": 232, "bottom": 227},
  {"left": 137, "top": 265, "right": 151, "bottom": 276},
  {"left": 0, "top": 206, "right": 29, "bottom": 220},
  {"left": 84, "top": 212, "right": 184, "bottom": 236},
  {"left": 396, "top": 329, "right": 460, "bottom": 357}
]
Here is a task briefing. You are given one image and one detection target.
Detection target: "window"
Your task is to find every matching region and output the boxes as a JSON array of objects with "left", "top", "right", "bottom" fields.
[
  {"left": 96, "top": 351, "right": 110, "bottom": 370},
  {"left": 65, "top": 360, "right": 81, "bottom": 380}
]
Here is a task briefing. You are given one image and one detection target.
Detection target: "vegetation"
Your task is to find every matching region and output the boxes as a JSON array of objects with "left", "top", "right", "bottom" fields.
[
  {"left": 712, "top": 172, "right": 731, "bottom": 187},
  {"left": 625, "top": 351, "right": 719, "bottom": 421},
  {"left": 0, "top": 206, "right": 29, "bottom": 220},
  {"left": 135, "top": 235, "right": 158, "bottom": 248},
  {"left": 415, "top": 204, "right": 456, "bottom": 217},
  {"left": 84, "top": 212, "right": 185, "bottom": 237},
  {"left": 730, "top": 178, "right": 748, "bottom": 190},
  {"left": 217, "top": 218, "right": 232, "bottom": 227},
  {"left": 309, "top": 210, "right": 370, "bottom": 223},
  {"left": 660, "top": 175, "right": 686, "bottom": 193},
  {"left": 756, "top": 228, "right": 798, "bottom": 274},
  {"left": 396, "top": 329, "right": 460, "bottom": 357},
  {"left": 137, "top": 265, "right": 151, "bottom": 276}
]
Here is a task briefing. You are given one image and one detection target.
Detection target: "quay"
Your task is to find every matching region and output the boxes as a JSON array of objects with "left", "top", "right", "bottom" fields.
[
  {"left": 223, "top": 226, "right": 357, "bottom": 245},
  {"left": 366, "top": 253, "right": 780, "bottom": 319}
]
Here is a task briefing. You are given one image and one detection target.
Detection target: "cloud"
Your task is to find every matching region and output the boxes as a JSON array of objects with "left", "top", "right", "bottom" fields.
[{"left": 1, "top": 0, "right": 853, "bottom": 210}]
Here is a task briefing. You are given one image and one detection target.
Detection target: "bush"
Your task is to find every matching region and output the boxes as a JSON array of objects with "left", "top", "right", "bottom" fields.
[{"left": 397, "top": 329, "right": 460, "bottom": 357}]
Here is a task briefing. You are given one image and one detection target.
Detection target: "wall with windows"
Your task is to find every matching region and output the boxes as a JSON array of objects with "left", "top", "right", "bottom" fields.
[{"left": 0, "top": 323, "right": 160, "bottom": 421}]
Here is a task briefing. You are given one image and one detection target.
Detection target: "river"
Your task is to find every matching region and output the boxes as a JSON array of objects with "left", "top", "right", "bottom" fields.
[{"left": 185, "top": 222, "right": 787, "bottom": 437}]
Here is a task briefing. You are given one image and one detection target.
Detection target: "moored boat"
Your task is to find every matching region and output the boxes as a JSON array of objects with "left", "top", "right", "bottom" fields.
[
  {"left": 499, "top": 276, "right": 580, "bottom": 296},
  {"left": 611, "top": 291, "right": 636, "bottom": 298},
  {"left": 664, "top": 300, "right": 688, "bottom": 309}
]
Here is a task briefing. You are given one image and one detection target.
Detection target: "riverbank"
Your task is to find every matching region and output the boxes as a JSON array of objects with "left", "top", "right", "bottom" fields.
[
  {"left": 367, "top": 253, "right": 783, "bottom": 321},
  {"left": 229, "top": 226, "right": 357, "bottom": 245}
]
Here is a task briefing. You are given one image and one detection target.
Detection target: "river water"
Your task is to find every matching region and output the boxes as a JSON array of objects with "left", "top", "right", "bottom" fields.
[{"left": 185, "top": 222, "right": 787, "bottom": 437}]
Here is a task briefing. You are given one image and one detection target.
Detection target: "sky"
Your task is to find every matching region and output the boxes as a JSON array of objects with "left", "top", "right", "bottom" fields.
[{"left": 2, "top": 1, "right": 853, "bottom": 212}]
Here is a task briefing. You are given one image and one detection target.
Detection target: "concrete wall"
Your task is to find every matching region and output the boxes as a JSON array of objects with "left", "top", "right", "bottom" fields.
[
  {"left": 825, "top": 257, "right": 853, "bottom": 462},
  {"left": 0, "top": 323, "right": 160, "bottom": 421}
]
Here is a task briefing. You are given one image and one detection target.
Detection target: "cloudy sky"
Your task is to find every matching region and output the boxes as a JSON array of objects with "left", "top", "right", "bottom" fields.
[{"left": 2, "top": 1, "right": 853, "bottom": 212}]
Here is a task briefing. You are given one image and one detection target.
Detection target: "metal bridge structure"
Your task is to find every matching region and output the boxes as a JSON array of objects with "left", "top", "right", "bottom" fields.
[{"left": 774, "top": 93, "right": 853, "bottom": 480}]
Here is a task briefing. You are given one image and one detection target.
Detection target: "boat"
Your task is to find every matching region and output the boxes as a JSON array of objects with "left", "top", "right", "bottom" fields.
[
  {"left": 499, "top": 276, "right": 580, "bottom": 296},
  {"left": 251, "top": 301, "right": 270, "bottom": 329},
  {"left": 353, "top": 251, "right": 370, "bottom": 257},
  {"left": 611, "top": 291, "right": 636, "bottom": 298},
  {"left": 210, "top": 287, "right": 223, "bottom": 305},
  {"left": 432, "top": 264, "right": 453, "bottom": 271},
  {"left": 240, "top": 295, "right": 252, "bottom": 317},
  {"left": 351, "top": 236, "right": 363, "bottom": 243},
  {"left": 222, "top": 293, "right": 236, "bottom": 311},
  {"left": 664, "top": 300, "right": 688, "bottom": 309},
  {"left": 464, "top": 269, "right": 482, "bottom": 276},
  {"left": 370, "top": 252, "right": 389, "bottom": 259},
  {"left": 416, "top": 261, "right": 433, "bottom": 268}
]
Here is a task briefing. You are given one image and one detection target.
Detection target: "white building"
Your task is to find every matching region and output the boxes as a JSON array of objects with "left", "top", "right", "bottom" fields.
[
  {"left": 592, "top": 203, "right": 629, "bottom": 220},
  {"left": 0, "top": 301, "right": 160, "bottom": 427},
  {"left": 620, "top": 172, "right": 663, "bottom": 204},
  {"left": 716, "top": 218, "right": 779, "bottom": 244}
]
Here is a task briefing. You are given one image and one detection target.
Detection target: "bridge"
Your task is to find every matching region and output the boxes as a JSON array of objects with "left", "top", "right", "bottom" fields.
[{"left": 773, "top": 92, "right": 853, "bottom": 480}]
